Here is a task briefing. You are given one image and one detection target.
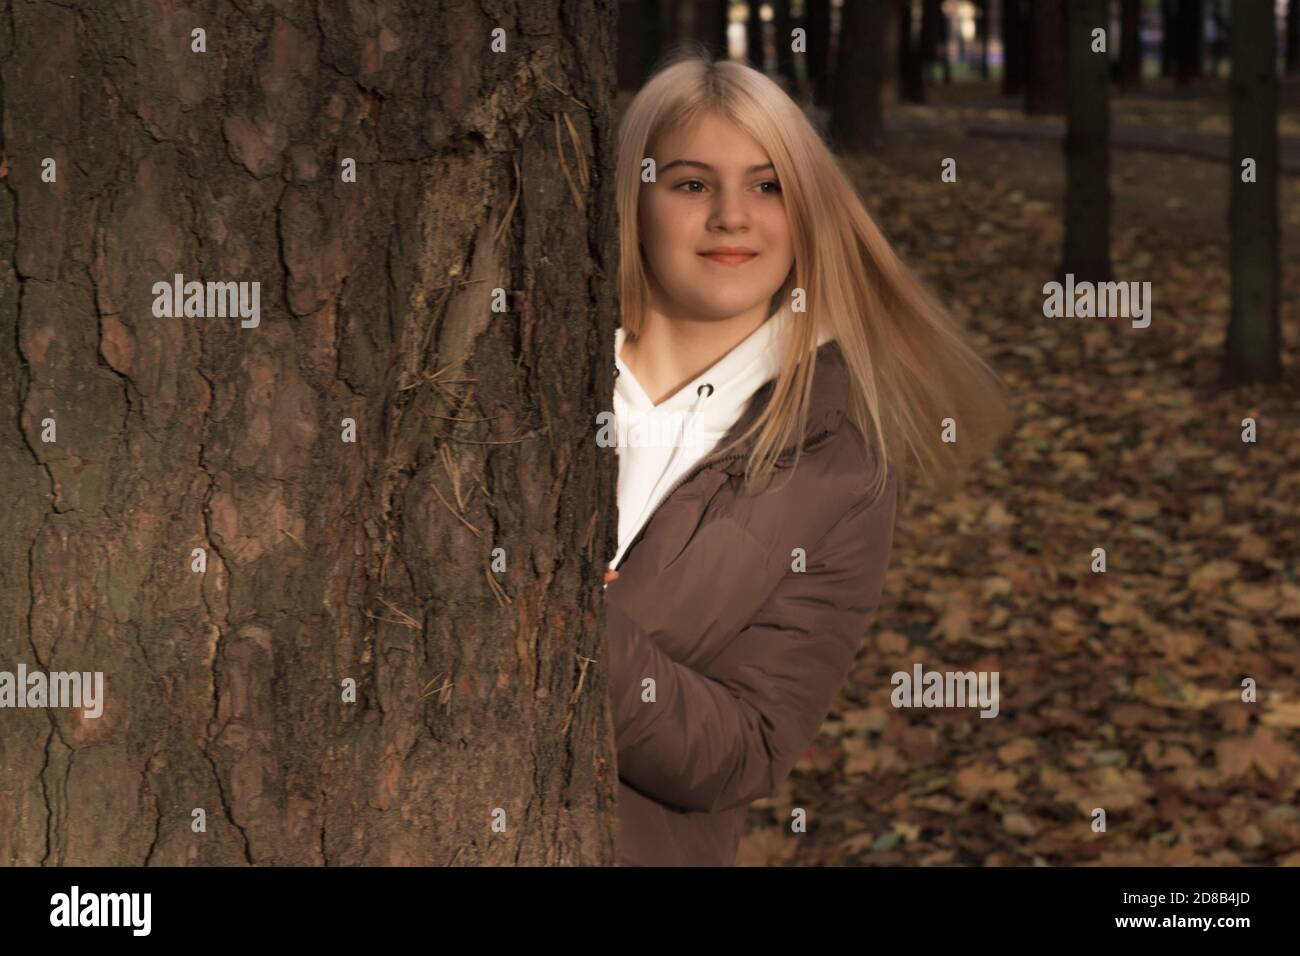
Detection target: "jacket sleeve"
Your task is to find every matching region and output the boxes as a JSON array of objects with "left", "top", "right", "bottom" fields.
[{"left": 604, "top": 471, "right": 898, "bottom": 815}]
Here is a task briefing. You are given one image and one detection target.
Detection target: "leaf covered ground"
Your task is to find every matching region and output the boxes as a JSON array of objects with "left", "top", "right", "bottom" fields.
[{"left": 743, "top": 88, "right": 1300, "bottom": 866}]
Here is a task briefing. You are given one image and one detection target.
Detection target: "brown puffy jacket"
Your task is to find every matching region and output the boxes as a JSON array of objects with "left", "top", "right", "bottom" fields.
[{"left": 603, "top": 339, "right": 898, "bottom": 866}]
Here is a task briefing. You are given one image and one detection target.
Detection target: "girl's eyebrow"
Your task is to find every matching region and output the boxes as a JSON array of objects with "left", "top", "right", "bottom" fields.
[{"left": 660, "top": 160, "right": 775, "bottom": 174}]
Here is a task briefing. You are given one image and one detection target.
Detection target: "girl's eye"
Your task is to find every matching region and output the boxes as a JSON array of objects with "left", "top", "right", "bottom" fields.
[{"left": 673, "top": 179, "right": 781, "bottom": 194}]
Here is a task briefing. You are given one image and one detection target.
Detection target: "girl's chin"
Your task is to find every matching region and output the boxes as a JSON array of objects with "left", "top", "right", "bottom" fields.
[{"left": 675, "top": 300, "right": 776, "bottom": 322}]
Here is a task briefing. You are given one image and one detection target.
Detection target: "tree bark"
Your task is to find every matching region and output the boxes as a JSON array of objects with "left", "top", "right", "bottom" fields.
[
  {"left": 1119, "top": 0, "right": 1144, "bottom": 89},
  {"left": 900, "top": 0, "right": 925, "bottom": 103},
  {"left": 618, "top": 0, "right": 644, "bottom": 88},
  {"left": 807, "top": 0, "right": 833, "bottom": 106},
  {"left": 1209, "top": 0, "right": 1229, "bottom": 78},
  {"left": 1161, "top": 0, "right": 1177, "bottom": 76},
  {"left": 642, "top": 0, "right": 669, "bottom": 82},
  {"left": 1026, "top": 0, "right": 1066, "bottom": 114},
  {"left": 1002, "top": 0, "right": 1028, "bottom": 98},
  {"left": 977, "top": 0, "right": 990, "bottom": 79},
  {"left": 1061, "top": 0, "right": 1112, "bottom": 283},
  {"left": 1226, "top": 0, "right": 1282, "bottom": 384},
  {"left": 746, "top": 0, "right": 766, "bottom": 71},
  {"left": 773, "top": 0, "right": 799, "bottom": 92},
  {"left": 693, "top": 0, "right": 729, "bottom": 59},
  {"left": 1286, "top": 0, "right": 1300, "bottom": 74},
  {"left": 920, "top": 0, "right": 945, "bottom": 84},
  {"left": 831, "top": 0, "right": 889, "bottom": 151},
  {"left": 0, "top": 0, "right": 619, "bottom": 865},
  {"left": 1176, "top": 0, "right": 1204, "bottom": 84}
]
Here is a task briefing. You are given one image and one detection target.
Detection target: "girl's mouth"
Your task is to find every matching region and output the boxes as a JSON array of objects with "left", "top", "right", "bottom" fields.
[{"left": 699, "top": 252, "right": 758, "bottom": 266}]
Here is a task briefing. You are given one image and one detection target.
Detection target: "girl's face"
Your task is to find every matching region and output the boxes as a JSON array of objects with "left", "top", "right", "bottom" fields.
[{"left": 639, "top": 112, "right": 794, "bottom": 323}]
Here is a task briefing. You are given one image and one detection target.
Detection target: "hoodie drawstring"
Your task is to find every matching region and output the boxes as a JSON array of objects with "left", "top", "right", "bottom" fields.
[
  {"left": 639, "top": 382, "right": 712, "bottom": 519},
  {"left": 608, "top": 381, "right": 712, "bottom": 582}
]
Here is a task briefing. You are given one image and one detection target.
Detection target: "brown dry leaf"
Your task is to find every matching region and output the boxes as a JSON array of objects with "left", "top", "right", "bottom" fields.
[
  {"left": 1215, "top": 726, "right": 1300, "bottom": 781},
  {"left": 1154, "top": 628, "right": 1203, "bottom": 660},
  {"left": 938, "top": 596, "right": 973, "bottom": 643},
  {"left": 842, "top": 707, "right": 890, "bottom": 735},
  {"left": 980, "top": 575, "right": 1013, "bottom": 600},
  {"left": 1278, "top": 585, "right": 1300, "bottom": 620},
  {"left": 1050, "top": 451, "right": 1089, "bottom": 472},
  {"left": 1075, "top": 766, "right": 1155, "bottom": 814},
  {"left": 1002, "top": 812, "right": 1038, "bottom": 837},
  {"left": 876, "top": 630, "right": 910, "bottom": 654},
  {"left": 1260, "top": 701, "right": 1300, "bottom": 730},
  {"left": 843, "top": 750, "right": 879, "bottom": 776},
  {"left": 1099, "top": 601, "right": 1144, "bottom": 626},
  {"left": 982, "top": 501, "right": 1015, "bottom": 530},
  {"left": 913, "top": 794, "right": 958, "bottom": 814},
  {"left": 997, "top": 738, "right": 1039, "bottom": 765},
  {"left": 737, "top": 827, "right": 797, "bottom": 866},
  {"left": 954, "top": 764, "right": 1020, "bottom": 799},
  {"left": 1225, "top": 619, "right": 1259, "bottom": 650},
  {"left": 892, "top": 820, "right": 923, "bottom": 843},
  {"left": 1235, "top": 534, "right": 1272, "bottom": 561},
  {"left": 839, "top": 831, "right": 878, "bottom": 855},
  {"left": 1229, "top": 582, "right": 1279, "bottom": 613},
  {"left": 1188, "top": 560, "right": 1240, "bottom": 591},
  {"left": 1050, "top": 606, "right": 1081, "bottom": 635}
]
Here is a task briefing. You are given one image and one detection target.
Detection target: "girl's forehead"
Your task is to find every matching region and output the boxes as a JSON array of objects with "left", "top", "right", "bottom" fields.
[{"left": 656, "top": 116, "right": 771, "bottom": 163}]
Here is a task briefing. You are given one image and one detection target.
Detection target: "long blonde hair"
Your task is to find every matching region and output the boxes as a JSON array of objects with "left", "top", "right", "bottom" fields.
[{"left": 616, "top": 50, "right": 1015, "bottom": 503}]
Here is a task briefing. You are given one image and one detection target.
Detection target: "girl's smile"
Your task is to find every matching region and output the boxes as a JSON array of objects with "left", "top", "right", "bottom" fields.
[{"left": 698, "top": 246, "right": 758, "bottom": 266}]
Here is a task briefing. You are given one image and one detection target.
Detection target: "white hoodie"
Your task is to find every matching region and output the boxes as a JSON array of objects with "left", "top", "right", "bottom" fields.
[{"left": 610, "top": 303, "right": 832, "bottom": 571}]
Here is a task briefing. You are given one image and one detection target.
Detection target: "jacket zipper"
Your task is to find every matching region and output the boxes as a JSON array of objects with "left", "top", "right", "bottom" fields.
[{"left": 610, "top": 425, "right": 837, "bottom": 574}]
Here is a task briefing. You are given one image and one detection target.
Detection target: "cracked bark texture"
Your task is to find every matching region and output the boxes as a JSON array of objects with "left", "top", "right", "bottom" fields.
[{"left": 0, "top": 0, "right": 619, "bottom": 865}]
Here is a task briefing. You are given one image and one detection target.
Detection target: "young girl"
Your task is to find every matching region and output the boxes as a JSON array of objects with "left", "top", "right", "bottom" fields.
[{"left": 602, "top": 53, "right": 1013, "bottom": 866}]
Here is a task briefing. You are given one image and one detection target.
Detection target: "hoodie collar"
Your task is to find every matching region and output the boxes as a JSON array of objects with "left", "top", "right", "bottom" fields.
[
  {"left": 613, "top": 305, "right": 845, "bottom": 476},
  {"left": 614, "top": 303, "right": 793, "bottom": 418}
]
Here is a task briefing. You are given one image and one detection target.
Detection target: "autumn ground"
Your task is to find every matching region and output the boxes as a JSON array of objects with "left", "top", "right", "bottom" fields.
[{"left": 738, "top": 78, "right": 1300, "bottom": 866}]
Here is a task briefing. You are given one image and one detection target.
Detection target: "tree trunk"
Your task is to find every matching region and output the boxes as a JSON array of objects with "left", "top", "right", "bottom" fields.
[
  {"left": 900, "top": 0, "right": 925, "bottom": 103},
  {"left": 977, "top": 0, "right": 991, "bottom": 79},
  {"left": 1286, "top": 0, "right": 1300, "bottom": 74},
  {"left": 1176, "top": 0, "right": 1204, "bottom": 84},
  {"left": 1161, "top": 0, "right": 1177, "bottom": 76},
  {"left": 618, "top": 0, "right": 644, "bottom": 88},
  {"left": 1061, "top": 0, "right": 1112, "bottom": 283},
  {"left": 774, "top": 0, "right": 799, "bottom": 91},
  {"left": 831, "top": 0, "right": 889, "bottom": 151},
  {"left": 746, "top": 0, "right": 766, "bottom": 70},
  {"left": 0, "top": 0, "right": 619, "bottom": 865},
  {"left": 920, "top": 0, "right": 944, "bottom": 84},
  {"left": 882, "top": 0, "right": 903, "bottom": 107},
  {"left": 642, "top": 0, "right": 669, "bottom": 82},
  {"left": 1208, "top": 0, "right": 1229, "bottom": 78},
  {"left": 938, "top": 0, "right": 952, "bottom": 82},
  {"left": 693, "top": 0, "right": 729, "bottom": 59},
  {"left": 1026, "top": 0, "right": 1066, "bottom": 114},
  {"left": 1002, "top": 0, "right": 1028, "bottom": 98},
  {"left": 807, "top": 0, "right": 833, "bottom": 106},
  {"left": 1119, "top": 0, "right": 1144, "bottom": 89},
  {"left": 1225, "top": 0, "right": 1282, "bottom": 384}
]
